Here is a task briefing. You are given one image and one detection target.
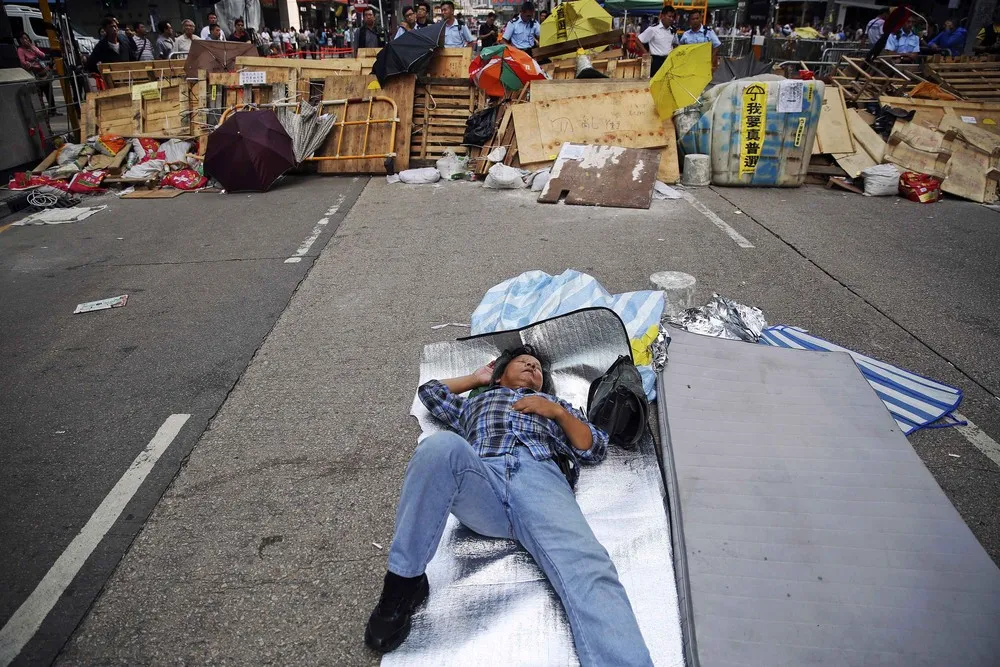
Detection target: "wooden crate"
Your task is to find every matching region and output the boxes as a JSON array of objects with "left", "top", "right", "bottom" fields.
[
  {"left": 410, "top": 77, "right": 482, "bottom": 166},
  {"left": 83, "top": 80, "right": 195, "bottom": 138}
]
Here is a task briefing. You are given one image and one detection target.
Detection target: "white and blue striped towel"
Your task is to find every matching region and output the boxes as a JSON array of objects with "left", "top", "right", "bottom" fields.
[
  {"left": 471, "top": 270, "right": 664, "bottom": 399},
  {"left": 759, "top": 325, "right": 962, "bottom": 435}
]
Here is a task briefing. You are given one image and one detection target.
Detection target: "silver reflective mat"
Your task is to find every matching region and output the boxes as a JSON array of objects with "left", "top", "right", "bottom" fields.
[
  {"left": 387, "top": 308, "right": 684, "bottom": 667},
  {"left": 660, "top": 327, "right": 1000, "bottom": 667}
]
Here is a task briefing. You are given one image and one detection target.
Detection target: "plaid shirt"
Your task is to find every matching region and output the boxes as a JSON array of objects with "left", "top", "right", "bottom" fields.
[{"left": 418, "top": 380, "right": 608, "bottom": 486}]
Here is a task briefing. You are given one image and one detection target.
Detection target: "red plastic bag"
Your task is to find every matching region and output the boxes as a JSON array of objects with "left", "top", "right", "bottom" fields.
[
  {"left": 131, "top": 137, "right": 161, "bottom": 161},
  {"left": 68, "top": 170, "right": 107, "bottom": 193},
  {"left": 898, "top": 171, "right": 942, "bottom": 204},
  {"left": 8, "top": 172, "right": 70, "bottom": 191},
  {"left": 160, "top": 168, "right": 207, "bottom": 191}
]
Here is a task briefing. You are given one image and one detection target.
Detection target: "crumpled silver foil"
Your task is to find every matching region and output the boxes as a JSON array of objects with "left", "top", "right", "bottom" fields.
[
  {"left": 668, "top": 293, "right": 768, "bottom": 342},
  {"left": 651, "top": 327, "right": 670, "bottom": 373},
  {"left": 397, "top": 308, "right": 684, "bottom": 667}
]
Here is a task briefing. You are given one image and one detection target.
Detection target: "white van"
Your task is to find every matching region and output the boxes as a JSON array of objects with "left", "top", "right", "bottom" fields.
[{"left": 6, "top": 4, "right": 97, "bottom": 56}]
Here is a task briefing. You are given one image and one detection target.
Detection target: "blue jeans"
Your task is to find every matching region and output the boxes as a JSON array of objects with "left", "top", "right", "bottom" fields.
[{"left": 388, "top": 431, "right": 653, "bottom": 667}]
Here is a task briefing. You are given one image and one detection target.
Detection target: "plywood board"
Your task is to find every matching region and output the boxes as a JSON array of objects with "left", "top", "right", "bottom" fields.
[
  {"left": 316, "top": 74, "right": 415, "bottom": 173},
  {"left": 235, "top": 56, "right": 375, "bottom": 73},
  {"left": 884, "top": 122, "right": 948, "bottom": 178},
  {"left": 832, "top": 151, "right": 876, "bottom": 178},
  {"left": 812, "top": 86, "right": 854, "bottom": 155},
  {"left": 121, "top": 188, "right": 185, "bottom": 199},
  {"left": 516, "top": 86, "right": 677, "bottom": 183},
  {"left": 938, "top": 114, "right": 1000, "bottom": 203},
  {"left": 538, "top": 145, "right": 660, "bottom": 209},
  {"left": 879, "top": 96, "right": 1000, "bottom": 135},
  {"left": 846, "top": 108, "right": 886, "bottom": 162},
  {"left": 426, "top": 48, "right": 473, "bottom": 78}
]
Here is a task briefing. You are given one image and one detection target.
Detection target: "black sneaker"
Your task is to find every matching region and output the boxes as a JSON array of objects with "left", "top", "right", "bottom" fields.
[{"left": 364, "top": 571, "right": 429, "bottom": 653}]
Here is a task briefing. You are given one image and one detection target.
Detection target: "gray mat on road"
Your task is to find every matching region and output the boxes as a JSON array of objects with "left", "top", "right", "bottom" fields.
[{"left": 659, "top": 328, "right": 1000, "bottom": 666}]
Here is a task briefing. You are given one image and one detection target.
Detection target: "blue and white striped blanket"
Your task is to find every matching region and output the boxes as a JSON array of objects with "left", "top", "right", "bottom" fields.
[
  {"left": 759, "top": 325, "right": 963, "bottom": 435},
  {"left": 471, "top": 270, "right": 664, "bottom": 399}
]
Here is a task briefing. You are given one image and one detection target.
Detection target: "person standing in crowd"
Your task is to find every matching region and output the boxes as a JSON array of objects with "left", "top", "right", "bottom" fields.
[
  {"left": 354, "top": 9, "right": 385, "bottom": 52},
  {"left": 131, "top": 22, "right": 154, "bottom": 60},
  {"left": 295, "top": 26, "right": 309, "bottom": 56},
  {"left": 538, "top": 10, "right": 548, "bottom": 23},
  {"left": 501, "top": 1, "right": 541, "bottom": 52},
  {"left": 415, "top": 2, "right": 431, "bottom": 27},
  {"left": 635, "top": 6, "right": 676, "bottom": 76},
  {"left": 865, "top": 10, "right": 886, "bottom": 44},
  {"left": 207, "top": 24, "right": 225, "bottom": 41},
  {"left": 229, "top": 18, "right": 251, "bottom": 42},
  {"left": 87, "top": 17, "right": 134, "bottom": 72},
  {"left": 154, "top": 21, "right": 174, "bottom": 59},
  {"left": 201, "top": 13, "right": 225, "bottom": 40},
  {"left": 885, "top": 16, "right": 919, "bottom": 54},
  {"left": 16, "top": 32, "right": 55, "bottom": 112},
  {"left": 440, "top": 1, "right": 475, "bottom": 47},
  {"left": 679, "top": 11, "right": 720, "bottom": 51},
  {"left": 977, "top": 9, "right": 1000, "bottom": 53},
  {"left": 927, "top": 19, "right": 967, "bottom": 56},
  {"left": 173, "top": 19, "right": 196, "bottom": 56},
  {"left": 479, "top": 11, "right": 499, "bottom": 48},
  {"left": 395, "top": 7, "right": 417, "bottom": 39}
]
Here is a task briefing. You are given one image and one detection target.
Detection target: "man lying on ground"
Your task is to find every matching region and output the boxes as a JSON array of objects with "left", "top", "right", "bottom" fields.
[{"left": 364, "top": 346, "right": 653, "bottom": 666}]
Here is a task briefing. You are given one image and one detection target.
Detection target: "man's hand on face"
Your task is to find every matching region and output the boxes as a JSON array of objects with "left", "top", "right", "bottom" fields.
[
  {"left": 472, "top": 361, "right": 495, "bottom": 387},
  {"left": 512, "top": 395, "right": 565, "bottom": 420}
]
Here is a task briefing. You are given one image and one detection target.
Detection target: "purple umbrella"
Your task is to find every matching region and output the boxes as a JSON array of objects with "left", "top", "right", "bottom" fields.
[{"left": 204, "top": 110, "right": 296, "bottom": 193}]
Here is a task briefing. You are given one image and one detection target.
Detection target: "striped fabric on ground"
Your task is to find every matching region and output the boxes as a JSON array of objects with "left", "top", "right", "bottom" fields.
[{"left": 759, "top": 325, "right": 962, "bottom": 435}]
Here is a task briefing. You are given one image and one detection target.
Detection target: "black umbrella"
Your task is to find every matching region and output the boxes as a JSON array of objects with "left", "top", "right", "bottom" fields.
[
  {"left": 372, "top": 22, "right": 447, "bottom": 86},
  {"left": 204, "top": 110, "right": 296, "bottom": 192},
  {"left": 710, "top": 55, "right": 773, "bottom": 85}
]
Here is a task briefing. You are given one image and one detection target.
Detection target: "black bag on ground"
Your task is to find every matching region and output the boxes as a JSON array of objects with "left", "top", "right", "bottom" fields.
[
  {"left": 587, "top": 355, "right": 649, "bottom": 449},
  {"left": 463, "top": 106, "right": 498, "bottom": 147}
]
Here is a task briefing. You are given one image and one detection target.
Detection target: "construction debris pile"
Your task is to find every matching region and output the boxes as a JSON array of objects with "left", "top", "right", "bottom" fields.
[{"left": 7, "top": 22, "right": 1000, "bottom": 209}]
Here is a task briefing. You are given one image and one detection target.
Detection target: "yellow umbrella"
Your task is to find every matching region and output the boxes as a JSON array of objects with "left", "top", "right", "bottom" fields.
[
  {"left": 793, "top": 26, "right": 820, "bottom": 38},
  {"left": 649, "top": 42, "right": 712, "bottom": 120},
  {"left": 539, "top": 0, "right": 613, "bottom": 48}
]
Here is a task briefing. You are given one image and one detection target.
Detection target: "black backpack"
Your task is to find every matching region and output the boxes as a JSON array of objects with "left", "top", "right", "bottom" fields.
[{"left": 587, "top": 355, "right": 649, "bottom": 448}]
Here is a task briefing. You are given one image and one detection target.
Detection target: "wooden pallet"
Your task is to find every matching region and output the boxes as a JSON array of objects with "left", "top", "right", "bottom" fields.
[
  {"left": 542, "top": 54, "right": 648, "bottom": 80},
  {"left": 925, "top": 59, "right": 1000, "bottom": 102},
  {"left": 410, "top": 77, "right": 483, "bottom": 167},
  {"left": 831, "top": 56, "right": 924, "bottom": 104},
  {"left": 82, "top": 80, "right": 194, "bottom": 138},
  {"left": 100, "top": 59, "right": 187, "bottom": 88}
]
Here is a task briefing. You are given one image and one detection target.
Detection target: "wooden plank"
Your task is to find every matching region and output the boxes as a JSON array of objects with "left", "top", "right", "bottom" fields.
[
  {"left": 879, "top": 96, "right": 1000, "bottom": 134},
  {"left": 832, "top": 150, "right": 876, "bottom": 178},
  {"left": 121, "top": 188, "right": 185, "bottom": 199},
  {"left": 316, "top": 74, "right": 415, "bottom": 174},
  {"left": 538, "top": 145, "right": 660, "bottom": 209},
  {"left": 884, "top": 122, "right": 948, "bottom": 178},
  {"left": 530, "top": 79, "right": 651, "bottom": 102},
  {"left": 938, "top": 114, "right": 1000, "bottom": 203},
  {"left": 813, "top": 86, "right": 854, "bottom": 155},
  {"left": 532, "top": 30, "right": 623, "bottom": 61},
  {"left": 846, "top": 108, "right": 886, "bottom": 163},
  {"left": 31, "top": 149, "right": 60, "bottom": 174},
  {"left": 426, "top": 48, "right": 472, "bottom": 78}
]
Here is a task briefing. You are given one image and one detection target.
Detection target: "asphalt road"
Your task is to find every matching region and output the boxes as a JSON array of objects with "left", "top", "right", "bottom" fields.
[
  {"left": 0, "top": 175, "right": 366, "bottom": 665},
  {"left": 43, "top": 179, "right": 1000, "bottom": 666}
]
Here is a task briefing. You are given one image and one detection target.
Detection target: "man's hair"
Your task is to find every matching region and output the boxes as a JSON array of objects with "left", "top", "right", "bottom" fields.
[
  {"left": 661, "top": 5, "right": 674, "bottom": 15},
  {"left": 208, "top": 13, "right": 217, "bottom": 19},
  {"left": 134, "top": 22, "right": 145, "bottom": 30},
  {"left": 182, "top": 19, "right": 195, "bottom": 27},
  {"left": 156, "top": 20, "right": 169, "bottom": 33},
  {"left": 235, "top": 17, "right": 245, "bottom": 25},
  {"left": 402, "top": 5, "right": 414, "bottom": 14},
  {"left": 210, "top": 24, "right": 221, "bottom": 32},
  {"left": 490, "top": 345, "right": 553, "bottom": 394},
  {"left": 364, "top": 7, "right": 375, "bottom": 15},
  {"left": 521, "top": 1, "right": 535, "bottom": 12},
  {"left": 487, "top": 11, "right": 495, "bottom": 17},
  {"left": 439, "top": 1, "right": 455, "bottom": 9},
  {"left": 417, "top": 1, "right": 431, "bottom": 11},
  {"left": 101, "top": 17, "right": 117, "bottom": 30}
]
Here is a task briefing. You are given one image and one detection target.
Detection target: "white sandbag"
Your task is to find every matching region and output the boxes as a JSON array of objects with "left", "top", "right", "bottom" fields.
[
  {"left": 483, "top": 163, "right": 525, "bottom": 189},
  {"left": 57, "top": 143, "right": 85, "bottom": 165},
  {"left": 528, "top": 168, "right": 551, "bottom": 192},
  {"left": 487, "top": 145, "right": 507, "bottom": 163},
  {"left": 862, "top": 163, "right": 901, "bottom": 197},
  {"left": 160, "top": 139, "right": 193, "bottom": 163},
  {"left": 398, "top": 168, "right": 441, "bottom": 184},
  {"left": 435, "top": 149, "right": 469, "bottom": 180},
  {"left": 123, "top": 159, "right": 166, "bottom": 180}
]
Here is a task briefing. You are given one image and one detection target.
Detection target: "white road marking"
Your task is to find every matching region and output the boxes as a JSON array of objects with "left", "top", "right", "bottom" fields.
[
  {"left": 285, "top": 195, "right": 346, "bottom": 264},
  {"left": 952, "top": 412, "right": 1000, "bottom": 468},
  {"left": 681, "top": 192, "right": 755, "bottom": 248},
  {"left": 0, "top": 414, "right": 191, "bottom": 666}
]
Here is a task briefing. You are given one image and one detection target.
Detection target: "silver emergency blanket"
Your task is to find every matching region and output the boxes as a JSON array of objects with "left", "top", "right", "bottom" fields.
[
  {"left": 391, "top": 308, "right": 684, "bottom": 667},
  {"left": 213, "top": 0, "right": 262, "bottom": 32},
  {"left": 668, "top": 293, "right": 767, "bottom": 342},
  {"left": 660, "top": 327, "right": 1000, "bottom": 666}
]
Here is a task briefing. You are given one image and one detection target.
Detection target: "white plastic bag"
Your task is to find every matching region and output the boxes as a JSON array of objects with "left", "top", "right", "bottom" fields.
[
  {"left": 862, "top": 163, "right": 901, "bottom": 197},
  {"left": 57, "top": 143, "right": 85, "bottom": 165},
  {"left": 483, "top": 163, "right": 525, "bottom": 189},
  {"left": 123, "top": 159, "right": 166, "bottom": 180},
  {"left": 486, "top": 145, "right": 507, "bottom": 163},
  {"left": 527, "top": 168, "right": 551, "bottom": 192},
  {"left": 398, "top": 167, "right": 441, "bottom": 184},
  {"left": 435, "top": 149, "right": 468, "bottom": 180},
  {"left": 160, "top": 139, "right": 193, "bottom": 164}
]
